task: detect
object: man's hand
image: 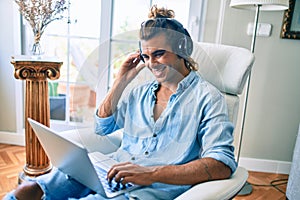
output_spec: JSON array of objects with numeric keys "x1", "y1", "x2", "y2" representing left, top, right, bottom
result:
[
  {"x1": 97, "y1": 51, "x2": 145, "y2": 118},
  {"x1": 116, "y1": 52, "x2": 145, "y2": 83},
  {"x1": 106, "y1": 158, "x2": 232, "y2": 186},
  {"x1": 107, "y1": 162, "x2": 157, "y2": 186}
]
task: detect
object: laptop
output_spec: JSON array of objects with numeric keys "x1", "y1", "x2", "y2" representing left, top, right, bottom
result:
[{"x1": 28, "y1": 118, "x2": 140, "y2": 198}]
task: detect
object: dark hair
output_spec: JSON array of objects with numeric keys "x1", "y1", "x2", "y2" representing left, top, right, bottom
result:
[{"x1": 139, "y1": 5, "x2": 197, "y2": 71}]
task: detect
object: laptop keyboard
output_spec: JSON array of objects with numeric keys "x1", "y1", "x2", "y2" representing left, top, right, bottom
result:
[{"x1": 94, "y1": 164, "x2": 135, "y2": 193}]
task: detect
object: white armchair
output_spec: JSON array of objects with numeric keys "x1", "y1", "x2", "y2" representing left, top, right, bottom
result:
[
  {"x1": 60, "y1": 42, "x2": 255, "y2": 200},
  {"x1": 175, "y1": 42, "x2": 254, "y2": 199}
]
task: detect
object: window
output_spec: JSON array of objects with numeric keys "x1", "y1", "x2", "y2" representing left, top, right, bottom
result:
[
  {"x1": 42, "y1": 0, "x2": 101, "y2": 125},
  {"x1": 22, "y1": 0, "x2": 201, "y2": 127}
]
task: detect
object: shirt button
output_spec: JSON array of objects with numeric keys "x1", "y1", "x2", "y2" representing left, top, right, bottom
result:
[
  {"x1": 144, "y1": 151, "x2": 149, "y2": 155},
  {"x1": 153, "y1": 134, "x2": 157, "y2": 137},
  {"x1": 131, "y1": 157, "x2": 135, "y2": 161}
]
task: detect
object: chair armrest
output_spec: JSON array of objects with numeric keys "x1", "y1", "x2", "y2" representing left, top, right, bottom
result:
[{"x1": 175, "y1": 167, "x2": 248, "y2": 200}]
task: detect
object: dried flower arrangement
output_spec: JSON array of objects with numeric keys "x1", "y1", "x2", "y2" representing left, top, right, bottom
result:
[{"x1": 14, "y1": 0, "x2": 68, "y2": 55}]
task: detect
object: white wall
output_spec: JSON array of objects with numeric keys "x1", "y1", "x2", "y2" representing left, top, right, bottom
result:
[
  {"x1": 205, "y1": 0, "x2": 300, "y2": 172},
  {"x1": 0, "y1": 1, "x2": 24, "y2": 145}
]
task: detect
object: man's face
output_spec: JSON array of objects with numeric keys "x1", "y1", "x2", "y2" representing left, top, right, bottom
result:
[{"x1": 140, "y1": 33, "x2": 188, "y2": 84}]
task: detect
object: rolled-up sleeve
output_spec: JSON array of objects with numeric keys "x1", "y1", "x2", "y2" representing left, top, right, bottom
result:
[
  {"x1": 94, "y1": 89, "x2": 130, "y2": 136},
  {"x1": 198, "y1": 89, "x2": 237, "y2": 174},
  {"x1": 94, "y1": 111, "x2": 120, "y2": 136}
]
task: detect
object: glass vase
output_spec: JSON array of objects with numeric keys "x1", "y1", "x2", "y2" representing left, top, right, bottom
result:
[{"x1": 30, "y1": 31, "x2": 44, "y2": 59}]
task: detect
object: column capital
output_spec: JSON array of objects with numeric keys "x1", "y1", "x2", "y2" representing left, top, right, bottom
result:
[{"x1": 11, "y1": 56, "x2": 62, "y2": 80}]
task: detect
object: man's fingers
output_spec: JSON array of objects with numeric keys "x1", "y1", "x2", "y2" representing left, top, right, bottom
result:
[{"x1": 106, "y1": 162, "x2": 132, "y2": 181}]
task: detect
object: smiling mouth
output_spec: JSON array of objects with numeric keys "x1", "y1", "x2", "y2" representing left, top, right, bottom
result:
[{"x1": 151, "y1": 65, "x2": 167, "y2": 76}]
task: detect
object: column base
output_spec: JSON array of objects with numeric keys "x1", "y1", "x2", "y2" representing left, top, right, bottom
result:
[{"x1": 18, "y1": 164, "x2": 52, "y2": 184}]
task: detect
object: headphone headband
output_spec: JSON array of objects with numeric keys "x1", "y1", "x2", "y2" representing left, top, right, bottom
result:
[
  {"x1": 141, "y1": 18, "x2": 190, "y2": 38},
  {"x1": 140, "y1": 18, "x2": 193, "y2": 58}
]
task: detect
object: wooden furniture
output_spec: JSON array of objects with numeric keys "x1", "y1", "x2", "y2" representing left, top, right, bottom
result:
[{"x1": 11, "y1": 56, "x2": 62, "y2": 182}]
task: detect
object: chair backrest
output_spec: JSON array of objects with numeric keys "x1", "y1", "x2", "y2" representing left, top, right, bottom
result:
[{"x1": 191, "y1": 42, "x2": 255, "y2": 126}]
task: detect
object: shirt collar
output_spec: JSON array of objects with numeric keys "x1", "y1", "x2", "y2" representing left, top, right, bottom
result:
[{"x1": 176, "y1": 71, "x2": 197, "y2": 92}]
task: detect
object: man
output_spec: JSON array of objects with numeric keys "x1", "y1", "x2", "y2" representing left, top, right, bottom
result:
[{"x1": 5, "y1": 5, "x2": 236, "y2": 200}]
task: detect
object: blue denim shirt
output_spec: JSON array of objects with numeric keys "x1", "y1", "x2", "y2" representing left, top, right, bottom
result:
[{"x1": 95, "y1": 71, "x2": 237, "y2": 198}]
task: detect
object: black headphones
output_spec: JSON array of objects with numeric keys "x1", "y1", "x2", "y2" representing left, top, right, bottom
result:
[
  {"x1": 139, "y1": 18, "x2": 193, "y2": 62},
  {"x1": 169, "y1": 19, "x2": 193, "y2": 57},
  {"x1": 139, "y1": 41, "x2": 145, "y2": 63}
]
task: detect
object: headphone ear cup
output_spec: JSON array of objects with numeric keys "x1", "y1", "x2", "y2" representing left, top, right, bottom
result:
[
  {"x1": 177, "y1": 36, "x2": 192, "y2": 57},
  {"x1": 186, "y1": 37, "x2": 193, "y2": 56},
  {"x1": 140, "y1": 53, "x2": 145, "y2": 63},
  {"x1": 139, "y1": 41, "x2": 145, "y2": 63},
  {"x1": 177, "y1": 37, "x2": 185, "y2": 57}
]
